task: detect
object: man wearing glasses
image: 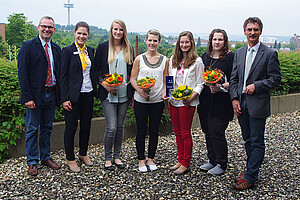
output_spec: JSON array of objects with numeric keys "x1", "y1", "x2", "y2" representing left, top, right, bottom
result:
[{"x1": 18, "y1": 16, "x2": 61, "y2": 175}]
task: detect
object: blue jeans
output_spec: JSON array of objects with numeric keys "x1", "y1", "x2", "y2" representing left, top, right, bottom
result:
[
  {"x1": 25, "y1": 91, "x2": 56, "y2": 166},
  {"x1": 101, "y1": 99, "x2": 130, "y2": 161},
  {"x1": 238, "y1": 97, "x2": 266, "y2": 183}
]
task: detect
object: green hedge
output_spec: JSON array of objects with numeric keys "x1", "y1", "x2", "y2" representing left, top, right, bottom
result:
[{"x1": 0, "y1": 51, "x2": 299, "y2": 162}]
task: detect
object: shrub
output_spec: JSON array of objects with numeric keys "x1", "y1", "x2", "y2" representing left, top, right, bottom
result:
[{"x1": 0, "y1": 59, "x2": 25, "y2": 162}]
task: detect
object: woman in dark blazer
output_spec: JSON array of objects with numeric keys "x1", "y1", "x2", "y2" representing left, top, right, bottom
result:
[
  {"x1": 60, "y1": 21, "x2": 98, "y2": 172},
  {"x1": 95, "y1": 19, "x2": 134, "y2": 171}
]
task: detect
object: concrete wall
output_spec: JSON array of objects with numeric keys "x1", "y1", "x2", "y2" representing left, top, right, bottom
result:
[{"x1": 7, "y1": 93, "x2": 300, "y2": 158}]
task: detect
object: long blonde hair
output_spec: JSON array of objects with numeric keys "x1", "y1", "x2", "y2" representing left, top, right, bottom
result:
[
  {"x1": 108, "y1": 19, "x2": 133, "y2": 64},
  {"x1": 172, "y1": 31, "x2": 198, "y2": 69}
]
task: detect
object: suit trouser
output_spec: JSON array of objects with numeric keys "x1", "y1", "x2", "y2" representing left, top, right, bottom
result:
[
  {"x1": 238, "y1": 96, "x2": 266, "y2": 183},
  {"x1": 25, "y1": 91, "x2": 56, "y2": 166},
  {"x1": 134, "y1": 100, "x2": 164, "y2": 160},
  {"x1": 170, "y1": 105, "x2": 195, "y2": 167},
  {"x1": 64, "y1": 92, "x2": 94, "y2": 161}
]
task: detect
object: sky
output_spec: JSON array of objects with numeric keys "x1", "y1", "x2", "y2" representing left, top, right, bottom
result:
[{"x1": 1, "y1": 0, "x2": 300, "y2": 37}]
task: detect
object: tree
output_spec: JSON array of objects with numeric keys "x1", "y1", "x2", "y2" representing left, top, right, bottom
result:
[
  {"x1": 274, "y1": 40, "x2": 277, "y2": 49},
  {"x1": 0, "y1": 35, "x2": 9, "y2": 58},
  {"x1": 196, "y1": 37, "x2": 201, "y2": 47},
  {"x1": 278, "y1": 42, "x2": 281, "y2": 49},
  {"x1": 6, "y1": 13, "x2": 37, "y2": 48}
]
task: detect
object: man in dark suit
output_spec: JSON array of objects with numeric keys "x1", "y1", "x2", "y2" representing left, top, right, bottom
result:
[
  {"x1": 18, "y1": 16, "x2": 61, "y2": 175},
  {"x1": 229, "y1": 17, "x2": 281, "y2": 190}
]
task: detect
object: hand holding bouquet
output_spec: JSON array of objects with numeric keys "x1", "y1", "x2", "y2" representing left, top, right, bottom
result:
[
  {"x1": 170, "y1": 85, "x2": 193, "y2": 101},
  {"x1": 101, "y1": 73, "x2": 124, "y2": 96},
  {"x1": 202, "y1": 67, "x2": 224, "y2": 86},
  {"x1": 137, "y1": 76, "x2": 155, "y2": 101}
]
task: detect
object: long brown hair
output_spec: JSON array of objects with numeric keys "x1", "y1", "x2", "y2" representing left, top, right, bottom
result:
[
  {"x1": 206, "y1": 29, "x2": 230, "y2": 60},
  {"x1": 172, "y1": 31, "x2": 198, "y2": 69}
]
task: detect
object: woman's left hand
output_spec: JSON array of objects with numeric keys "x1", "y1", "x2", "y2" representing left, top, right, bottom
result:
[{"x1": 210, "y1": 84, "x2": 221, "y2": 93}]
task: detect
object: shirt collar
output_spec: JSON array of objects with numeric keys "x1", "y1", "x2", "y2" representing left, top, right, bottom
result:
[
  {"x1": 247, "y1": 41, "x2": 260, "y2": 52},
  {"x1": 39, "y1": 35, "x2": 51, "y2": 48}
]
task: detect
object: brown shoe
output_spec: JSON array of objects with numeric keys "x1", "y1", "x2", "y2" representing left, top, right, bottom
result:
[
  {"x1": 66, "y1": 160, "x2": 80, "y2": 172},
  {"x1": 169, "y1": 163, "x2": 181, "y2": 171},
  {"x1": 174, "y1": 165, "x2": 190, "y2": 175},
  {"x1": 234, "y1": 172, "x2": 245, "y2": 183},
  {"x1": 232, "y1": 178, "x2": 254, "y2": 190},
  {"x1": 28, "y1": 164, "x2": 38, "y2": 176},
  {"x1": 78, "y1": 155, "x2": 93, "y2": 166},
  {"x1": 41, "y1": 158, "x2": 61, "y2": 170}
]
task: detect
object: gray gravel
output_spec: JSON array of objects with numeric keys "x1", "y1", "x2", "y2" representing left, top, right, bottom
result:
[{"x1": 0, "y1": 111, "x2": 299, "y2": 199}]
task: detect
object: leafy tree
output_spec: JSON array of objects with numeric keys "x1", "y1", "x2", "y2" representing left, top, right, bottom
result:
[
  {"x1": 0, "y1": 35, "x2": 9, "y2": 58},
  {"x1": 231, "y1": 42, "x2": 247, "y2": 52},
  {"x1": 6, "y1": 13, "x2": 37, "y2": 48},
  {"x1": 288, "y1": 41, "x2": 297, "y2": 51},
  {"x1": 196, "y1": 46, "x2": 207, "y2": 57},
  {"x1": 278, "y1": 42, "x2": 281, "y2": 49},
  {"x1": 197, "y1": 37, "x2": 201, "y2": 47}
]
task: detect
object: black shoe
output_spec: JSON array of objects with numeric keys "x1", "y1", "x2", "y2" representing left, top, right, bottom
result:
[
  {"x1": 114, "y1": 162, "x2": 126, "y2": 169},
  {"x1": 104, "y1": 165, "x2": 114, "y2": 171}
]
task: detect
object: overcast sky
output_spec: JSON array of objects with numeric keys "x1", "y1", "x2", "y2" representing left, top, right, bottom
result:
[{"x1": 1, "y1": 0, "x2": 299, "y2": 37}]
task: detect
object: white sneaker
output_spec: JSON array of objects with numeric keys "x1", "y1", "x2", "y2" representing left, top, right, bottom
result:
[
  {"x1": 138, "y1": 165, "x2": 147, "y2": 173},
  {"x1": 207, "y1": 164, "x2": 225, "y2": 175},
  {"x1": 200, "y1": 162, "x2": 214, "y2": 171},
  {"x1": 147, "y1": 163, "x2": 158, "y2": 171}
]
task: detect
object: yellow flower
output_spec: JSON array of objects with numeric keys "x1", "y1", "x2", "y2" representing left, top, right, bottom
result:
[
  {"x1": 178, "y1": 93, "x2": 182, "y2": 97},
  {"x1": 178, "y1": 85, "x2": 186, "y2": 91}
]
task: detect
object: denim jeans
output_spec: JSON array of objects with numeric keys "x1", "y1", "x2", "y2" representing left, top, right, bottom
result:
[
  {"x1": 238, "y1": 97, "x2": 266, "y2": 183},
  {"x1": 25, "y1": 91, "x2": 56, "y2": 166},
  {"x1": 101, "y1": 99, "x2": 130, "y2": 161}
]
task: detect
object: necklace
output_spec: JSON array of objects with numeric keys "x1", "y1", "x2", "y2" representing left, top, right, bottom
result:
[{"x1": 209, "y1": 57, "x2": 218, "y2": 68}]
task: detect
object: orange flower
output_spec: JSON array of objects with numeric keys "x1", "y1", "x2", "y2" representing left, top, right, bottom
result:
[
  {"x1": 117, "y1": 76, "x2": 123, "y2": 82},
  {"x1": 213, "y1": 74, "x2": 218, "y2": 79},
  {"x1": 107, "y1": 77, "x2": 113, "y2": 82}
]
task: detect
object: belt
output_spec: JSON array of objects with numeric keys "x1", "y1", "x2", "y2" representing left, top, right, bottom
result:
[{"x1": 44, "y1": 86, "x2": 56, "y2": 93}]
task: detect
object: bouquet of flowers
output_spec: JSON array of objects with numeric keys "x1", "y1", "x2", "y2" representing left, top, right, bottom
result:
[
  {"x1": 137, "y1": 76, "x2": 155, "y2": 101},
  {"x1": 101, "y1": 73, "x2": 124, "y2": 96},
  {"x1": 170, "y1": 85, "x2": 193, "y2": 100},
  {"x1": 202, "y1": 67, "x2": 224, "y2": 86}
]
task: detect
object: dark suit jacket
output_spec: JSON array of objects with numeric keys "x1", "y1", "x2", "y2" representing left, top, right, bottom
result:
[
  {"x1": 95, "y1": 41, "x2": 135, "y2": 100},
  {"x1": 60, "y1": 43, "x2": 98, "y2": 103},
  {"x1": 18, "y1": 35, "x2": 61, "y2": 107},
  {"x1": 229, "y1": 43, "x2": 281, "y2": 118}
]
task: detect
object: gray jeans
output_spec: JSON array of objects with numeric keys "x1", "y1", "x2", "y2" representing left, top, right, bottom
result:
[{"x1": 101, "y1": 99, "x2": 130, "y2": 161}]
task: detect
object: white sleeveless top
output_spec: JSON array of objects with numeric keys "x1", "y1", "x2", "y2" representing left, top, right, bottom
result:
[{"x1": 134, "y1": 54, "x2": 167, "y2": 103}]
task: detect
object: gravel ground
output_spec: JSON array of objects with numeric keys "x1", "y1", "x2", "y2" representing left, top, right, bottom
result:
[{"x1": 0, "y1": 111, "x2": 299, "y2": 199}]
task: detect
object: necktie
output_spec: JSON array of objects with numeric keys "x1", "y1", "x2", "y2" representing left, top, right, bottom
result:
[
  {"x1": 45, "y1": 43, "x2": 53, "y2": 87},
  {"x1": 243, "y1": 48, "x2": 254, "y2": 90},
  {"x1": 75, "y1": 40, "x2": 88, "y2": 71}
]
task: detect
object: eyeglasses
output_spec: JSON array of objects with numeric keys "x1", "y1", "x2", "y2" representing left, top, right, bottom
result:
[{"x1": 40, "y1": 25, "x2": 55, "y2": 29}]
